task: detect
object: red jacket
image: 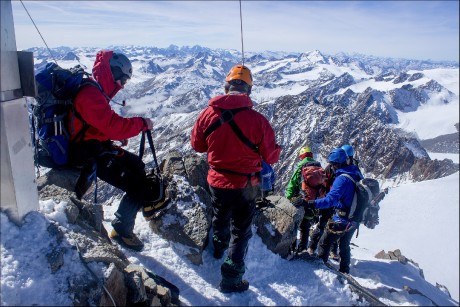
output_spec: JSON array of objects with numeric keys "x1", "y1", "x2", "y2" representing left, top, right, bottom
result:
[
  {"x1": 191, "y1": 93, "x2": 281, "y2": 189},
  {"x1": 69, "y1": 50, "x2": 147, "y2": 142}
]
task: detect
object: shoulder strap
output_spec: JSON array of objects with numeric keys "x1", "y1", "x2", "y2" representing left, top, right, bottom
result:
[
  {"x1": 338, "y1": 173, "x2": 357, "y2": 219},
  {"x1": 70, "y1": 79, "x2": 103, "y2": 142},
  {"x1": 204, "y1": 107, "x2": 258, "y2": 152},
  {"x1": 340, "y1": 173, "x2": 356, "y2": 184}
]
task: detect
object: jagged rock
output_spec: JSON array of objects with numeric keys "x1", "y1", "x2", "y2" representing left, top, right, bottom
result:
[
  {"x1": 183, "y1": 153, "x2": 209, "y2": 189},
  {"x1": 149, "y1": 176, "x2": 212, "y2": 265},
  {"x1": 46, "y1": 247, "x2": 65, "y2": 273},
  {"x1": 124, "y1": 264, "x2": 180, "y2": 306},
  {"x1": 69, "y1": 274, "x2": 100, "y2": 306},
  {"x1": 156, "y1": 285, "x2": 172, "y2": 306},
  {"x1": 375, "y1": 250, "x2": 390, "y2": 260},
  {"x1": 71, "y1": 231, "x2": 129, "y2": 271},
  {"x1": 161, "y1": 150, "x2": 188, "y2": 178},
  {"x1": 374, "y1": 249, "x2": 421, "y2": 270},
  {"x1": 403, "y1": 285, "x2": 440, "y2": 306},
  {"x1": 37, "y1": 167, "x2": 181, "y2": 307},
  {"x1": 410, "y1": 157, "x2": 459, "y2": 181},
  {"x1": 149, "y1": 153, "x2": 212, "y2": 265},
  {"x1": 64, "y1": 201, "x2": 80, "y2": 224},
  {"x1": 100, "y1": 263, "x2": 127, "y2": 306},
  {"x1": 126, "y1": 270, "x2": 148, "y2": 304},
  {"x1": 253, "y1": 195, "x2": 304, "y2": 258},
  {"x1": 161, "y1": 150, "x2": 209, "y2": 190},
  {"x1": 36, "y1": 168, "x2": 80, "y2": 193},
  {"x1": 436, "y1": 282, "x2": 451, "y2": 298}
]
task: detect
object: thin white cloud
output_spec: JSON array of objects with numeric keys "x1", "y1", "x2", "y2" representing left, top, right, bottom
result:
[{"x1": 11, "y1": 0, "x2": 459, "y2": 61}]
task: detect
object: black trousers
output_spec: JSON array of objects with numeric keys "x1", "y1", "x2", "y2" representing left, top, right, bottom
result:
[
  {"x1": 317, "y1": 223, "x2": 356, "y2": 273},
  {"x1": 309, "y1": 208, "x2": 338, "y2": 254},
  {"x1": 70, "y1": 140, "x2": 147, "y2": 236},
  {"x1": 209, "y1": 184, "x2": 258, "y2": 264}
]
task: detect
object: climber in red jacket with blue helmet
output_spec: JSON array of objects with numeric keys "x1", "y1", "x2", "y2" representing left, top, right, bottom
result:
[{"x1": 191, "y1": 64, "x2": 281, "y2": 293}]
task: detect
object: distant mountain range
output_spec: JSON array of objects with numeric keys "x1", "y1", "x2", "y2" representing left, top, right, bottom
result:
[{"x1": 27, "y1": 45, "x2": 459, "y2": 189}]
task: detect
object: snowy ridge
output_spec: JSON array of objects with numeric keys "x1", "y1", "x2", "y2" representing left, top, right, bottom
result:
[{"x1": 1, "y1": 171, "x2": 458, "y2": 305}]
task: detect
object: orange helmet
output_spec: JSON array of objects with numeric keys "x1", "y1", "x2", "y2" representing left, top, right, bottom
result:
[{"x1": 225, "y1": 65, "x2": 253, "y2": 86}]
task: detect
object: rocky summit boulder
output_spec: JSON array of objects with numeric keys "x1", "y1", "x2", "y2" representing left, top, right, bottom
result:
[
  {"x1": 253, "y1": 195, "x2": 304, "y2": 259},
  {"x1": 149, "y1": 151, "x2": 212, "y2": 265}
]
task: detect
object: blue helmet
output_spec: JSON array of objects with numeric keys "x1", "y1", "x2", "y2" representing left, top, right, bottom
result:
[
  {"x1": 328, "y1": 148, "x2": 348, "y2": 164},
  {"x1": 341, "y1": 144, "x2": 354, "y2": 157}
]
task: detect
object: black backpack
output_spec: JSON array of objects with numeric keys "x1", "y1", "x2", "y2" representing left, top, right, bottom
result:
[
  {"x1": 31, "y1": 62, "x2": 101, "y2": 168},
  {"x1": 340, "y1": 174, "x2": 383, "y2": 229}
]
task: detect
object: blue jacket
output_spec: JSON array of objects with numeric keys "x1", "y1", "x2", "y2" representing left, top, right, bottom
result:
[
  {"x1": 313, "y1": 164, "x2": 362, "y2": 224},
  {"x1": 260, "y1": 161, "x2": 276, "y2": 192}
]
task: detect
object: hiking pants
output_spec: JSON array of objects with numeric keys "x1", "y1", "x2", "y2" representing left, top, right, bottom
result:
[
  {"x1": 70, "y1": 140, "x2": 148, "y2": 236},
  {"x1": 308, "y1": 208, "x2": 338, "y2": 254},
  {"x1": 317, "y1": 223, "x2": 356, "y2": 273},
  {"x1": 96, "y1": 149, "x2": 148, "y2": 236},
  {"x1": 209, "y1": 185, "x2": 258, "y2": 264}
]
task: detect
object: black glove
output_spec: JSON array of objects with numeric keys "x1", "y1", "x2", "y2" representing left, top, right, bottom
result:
[{"x1": 292, "y1": 197, "x2": 306, "y2": 208}]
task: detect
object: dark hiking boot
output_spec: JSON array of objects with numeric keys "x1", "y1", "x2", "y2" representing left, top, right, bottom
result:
[
  {"x1": 110, "y1": 229, "x2": 144, "y2": 252},
  {"x1": 330, "y1": 251, "x2": 340, "y2": 261},
  {"x1": 220, "y1": 257, "x2": 246, "y2": 292},
  {"x1": 339, "y1": 267, "x2": 350, "y2": 274},
  {"x1": 142, "y1": 197, "x2": 170, "y2": 221},
  {"x1": 219, "y1": 280, "x2": 249, "y2": 293},
  {"x1": 306, "y1": 247, "x2": 316, "y2": 257},
  {"x1": 296, "y1": 243, "x2": 307, "y2": 254}
]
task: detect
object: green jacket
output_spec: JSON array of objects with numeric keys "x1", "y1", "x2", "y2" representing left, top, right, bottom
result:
[{"x1": 284, "y1": 157, "x2": 318, "y2": 200}]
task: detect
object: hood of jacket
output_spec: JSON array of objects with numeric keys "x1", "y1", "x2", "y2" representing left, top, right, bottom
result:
[
  {"x1": 208, "y1": 93, "x2": 254, "y2": 109},
  {"x1": 92, "y1": 50, "x2": 122, "y2": 99}
]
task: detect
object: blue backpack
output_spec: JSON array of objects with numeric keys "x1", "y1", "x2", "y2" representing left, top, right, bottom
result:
[{"x1": 31, "y1": 62, "x2": 101, "y2": 168}]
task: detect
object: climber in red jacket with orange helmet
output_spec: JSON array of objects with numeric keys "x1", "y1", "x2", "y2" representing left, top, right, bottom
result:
[{"x1": 191, "y1": 64, "x2": 281, "y2": 293}]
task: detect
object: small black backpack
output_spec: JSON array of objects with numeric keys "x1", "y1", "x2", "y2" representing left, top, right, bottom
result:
[{"x1": 340, "y1": 174, "x2": 383, "y2": 229}]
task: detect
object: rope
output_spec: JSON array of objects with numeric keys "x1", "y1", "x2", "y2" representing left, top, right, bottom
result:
[
  {"x1": 239, "y1": 0, "x2": 245, "y2": 66},
  {"x1": 20, "y1": 0, "x2": 126, "y2": 108},
  {"x1": 19, "y1": 0, "x2": 57, "y2": 64},
  {"x1": 70, "y1": 233, "x2": 117, "y2": 306}
]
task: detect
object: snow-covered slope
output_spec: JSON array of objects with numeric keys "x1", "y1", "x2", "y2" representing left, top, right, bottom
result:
[{"x1": 1, "y1": 165, "x2": 458, "y2": 305}]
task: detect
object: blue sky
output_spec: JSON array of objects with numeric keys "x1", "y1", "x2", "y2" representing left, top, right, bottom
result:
[{"x1": 11, "y1": 1, "x2": 459, "y2": 61}]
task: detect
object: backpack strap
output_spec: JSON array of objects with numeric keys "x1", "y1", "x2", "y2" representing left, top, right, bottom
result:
[
  {"x1": 204, "y1": 107, "x2": 259, "y2": 152},
  {"x1": 342, "y1": 174, "x2": 373, "y2": 203},
  {"x1": 337, "y1": 173, "x2": 358, "y2": 220},
  {"x1": 70, "y1": 79, "x2": 103, "y2": 143},
  {"x1": 340, "y1": 173, "x2": 356, "y2": 184}
]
